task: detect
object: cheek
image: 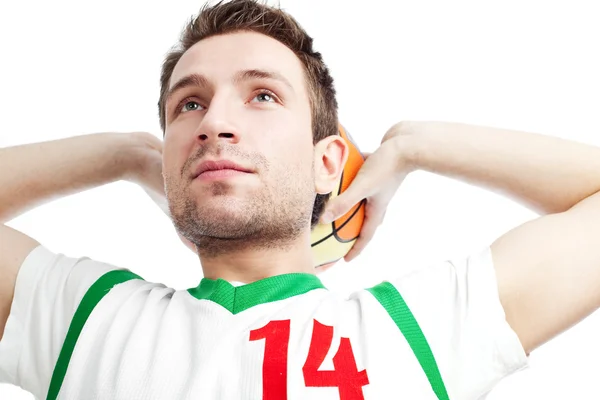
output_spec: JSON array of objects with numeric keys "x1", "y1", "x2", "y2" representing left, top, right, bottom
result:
[
  {"x1": 267, "y1": 143, "x2": 315, "y2": 187},
  {"x1": 268, "y1": 130, "x2": 310, "y2": 158},
  {"x1": 272, "y1": 130, "x2": 314, "y2": 173}
]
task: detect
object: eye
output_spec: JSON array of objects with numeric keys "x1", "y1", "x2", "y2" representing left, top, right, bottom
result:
[
  {"x1": 250, "y1": 90, "x2": 278, "y2": 104},
  {"x1": 180, "y1": 99, "x2": 203, "y2": 113}
]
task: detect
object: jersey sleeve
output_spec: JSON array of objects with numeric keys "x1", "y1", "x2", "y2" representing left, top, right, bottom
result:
[
  {"x1": 0, "y1": 245, "x2": 143, "y2": 399},
  {"x1": 374, "y1": 247, "x2": 529, "y2": 400}
]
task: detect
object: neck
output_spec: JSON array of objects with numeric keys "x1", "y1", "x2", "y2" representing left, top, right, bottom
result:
[{"x1": 197, "y1": 232, "x2": 316, "y2": 283}]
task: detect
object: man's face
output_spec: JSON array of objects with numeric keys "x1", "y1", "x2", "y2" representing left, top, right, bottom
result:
[{"x1": 162, "y1": 31, "x2": 316, "y2": 250}]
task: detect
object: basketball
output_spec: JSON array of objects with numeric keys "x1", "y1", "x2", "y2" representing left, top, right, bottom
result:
[{"x1": 311, "y1": 124, "x2": 366, "y2": 272}]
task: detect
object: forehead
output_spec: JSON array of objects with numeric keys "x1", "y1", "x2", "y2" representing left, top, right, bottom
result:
[{"x1": 170, "y1": 31, "x2": 307, "y2": 92}]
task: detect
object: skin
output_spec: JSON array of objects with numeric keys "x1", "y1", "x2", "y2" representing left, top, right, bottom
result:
[
  {"x1": 3, "y1": 27, "x2": 600, "y2": 367},
  {"x1": 157, "y1": 32, "x2": 600, "y2": 356},
  {"x1": 161, "y1": 31, "x2": 348, "y2": 283},
  {"x1": 324, "y1": 121, "x2": 600, "y2": 354}
]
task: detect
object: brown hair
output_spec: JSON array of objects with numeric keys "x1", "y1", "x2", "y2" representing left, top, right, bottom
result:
[{"x1": 157, "y1": 0, "x2": 338, "y2": 227}]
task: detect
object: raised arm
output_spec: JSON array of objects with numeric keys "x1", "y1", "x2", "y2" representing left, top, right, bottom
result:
[
  {"x1": 399, "y1": 122, "x2": 600, "y2": 353},
  {"x1": 401, "y1": 122, "x2": 600, "y2": 215},
  {"x1": 0, "y1": 132, "x2": 163, "y2": 223},
  {"x1": 0, "y1": 131, "x2": 162, "y2": 338},
  {"x1": 323, "y1": 121, "x2": 600, "y2": 354}
]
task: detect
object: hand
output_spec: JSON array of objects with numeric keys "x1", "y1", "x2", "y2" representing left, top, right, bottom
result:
[
  {"x1": 123, "y1": 132, "x2": 198, "y2": 255},
  {"x1": 320, "y1": 122, "x2": 416, "y2": 261}
]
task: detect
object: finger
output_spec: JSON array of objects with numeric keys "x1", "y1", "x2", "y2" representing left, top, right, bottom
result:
[
  {"x1": 344, "y1": 204, "x2": 385, "y2": 262},
  {"x1": 321, "y1": 164, "x2": 381, "y2": 224},
  {"x1": 135, "y1": 131, "x2": 164, "y2": 153},
  {"x1": 343, "y1": 210, "x2": 382, "y2": 262}
]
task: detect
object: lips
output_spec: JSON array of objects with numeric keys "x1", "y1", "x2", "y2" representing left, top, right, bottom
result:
[{"x1": 192, "y1": 160, "x2": 252, "y2": 179}]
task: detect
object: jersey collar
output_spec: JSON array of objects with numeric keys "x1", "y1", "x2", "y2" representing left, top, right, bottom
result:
[{"x1": 187, "y1": 273, "x2": 327, "y2": 314}]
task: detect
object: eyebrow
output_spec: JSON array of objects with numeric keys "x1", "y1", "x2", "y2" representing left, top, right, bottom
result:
[
  {"x1": 165, "y1": 68, "x2": 294, "y2": 106},
  {"x1": 232, "y1": 69, "x2": 294, "y2": 92},
  {"x1": 165, "y1": 73, "x2": 210, "y2": 106}
]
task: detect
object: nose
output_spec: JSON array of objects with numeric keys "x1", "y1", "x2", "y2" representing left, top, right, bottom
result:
[{"x1": 194, "y1": 97, "x2": 241, "y2": 145}]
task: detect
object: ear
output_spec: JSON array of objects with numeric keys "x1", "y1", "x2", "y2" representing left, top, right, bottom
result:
[{"x1": 313, "y1": 135, "x2": 349, "y2": 195}]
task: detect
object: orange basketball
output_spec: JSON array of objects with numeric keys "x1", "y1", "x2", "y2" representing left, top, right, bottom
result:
[{"x1": 311, "y1": 124, "x2": 366, "y2": 272}]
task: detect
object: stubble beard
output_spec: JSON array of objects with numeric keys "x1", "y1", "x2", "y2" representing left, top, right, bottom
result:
[{"x1": 168, "y1": 177, "x2": 314, "y2": 258}]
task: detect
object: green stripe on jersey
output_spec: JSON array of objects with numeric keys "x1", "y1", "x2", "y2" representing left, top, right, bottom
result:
[
  {"x1": 367, "y1": 282, "x2": 450, "y2": 400},
  {"x1": 187, "y1": 273, "x2": 326, "y2": 314},
  {"x1": 46, "y1": 270, "x2": 144, "y2": 400}
]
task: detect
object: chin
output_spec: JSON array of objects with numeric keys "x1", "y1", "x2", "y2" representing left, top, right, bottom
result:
[
  {"x1": 196, "y1": 202, "x2": 257, "y2": 234},
  {"x1": 197, "y1": 195, "x2": 246, "y2": 215},
  {"x1": 199, "y1": 206, "x2": 245, "y2": 223}
]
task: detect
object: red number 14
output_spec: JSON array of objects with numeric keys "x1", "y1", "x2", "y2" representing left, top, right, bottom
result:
[{"x1": 249, "y1": 319, "x2": 369, "y2": 399}]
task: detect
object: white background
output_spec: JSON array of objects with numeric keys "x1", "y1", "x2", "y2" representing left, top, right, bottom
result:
[{"x1": 1, "y1": 0, "x2": 599, "y2": 398}]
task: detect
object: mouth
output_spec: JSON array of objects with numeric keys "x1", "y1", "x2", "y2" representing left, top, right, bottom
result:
[{"x1": 192, "y1": 159, "x2": 253, "y2": 181}]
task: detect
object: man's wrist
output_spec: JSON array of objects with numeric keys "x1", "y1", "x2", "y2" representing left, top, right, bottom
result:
[
  {"x1": 116, "y1": 132, "x2": 158, "y2": 185},
  {"x1": 387, "y1": 121, "x2": 431, "y2": 174}
]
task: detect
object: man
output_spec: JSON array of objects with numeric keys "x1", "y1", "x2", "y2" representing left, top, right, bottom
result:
[{"x1": 1, "y1": 0, "x2": 600, "y2": 399}]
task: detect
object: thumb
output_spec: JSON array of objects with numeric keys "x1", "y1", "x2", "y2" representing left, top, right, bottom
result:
[{"x1": 320, "y1": 169, "x2": 374, "y2": 224}]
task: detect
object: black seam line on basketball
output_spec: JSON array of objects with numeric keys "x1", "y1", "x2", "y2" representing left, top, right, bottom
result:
[
  {"x1": 311, "y1": 199, "x2": 366, "y2": 247},
  {"x1": 332, "y1": 198, "x2": 366, "y2": 243},
  {"x1": 310, "y1": 168, "x2": 347, "y2": 248},
  {"x1": 332, "y1": 146, "x2": 367, "y2": 242},
  {"x1": 337, "y1": 169, "x2": 345, "y2": 197},
  {"x1": 311, "y1": 199, "x2": 365, "y2": 247},
  {"x1": 311, "y1": 147, "x2": 366, "y2": 248}
]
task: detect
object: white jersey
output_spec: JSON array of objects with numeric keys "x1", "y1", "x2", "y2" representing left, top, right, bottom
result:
[{"x1": 0, "y1": 245, "x2": 527, "y2": 400}]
